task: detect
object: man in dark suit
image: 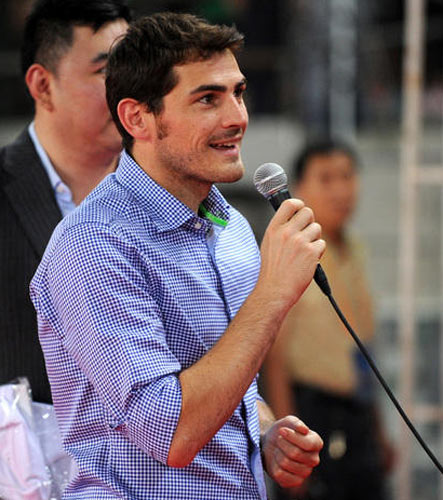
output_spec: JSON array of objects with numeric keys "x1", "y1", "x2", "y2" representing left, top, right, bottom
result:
[{"x1": 0, "y1": 0, "x2": 131, "y2": 403}]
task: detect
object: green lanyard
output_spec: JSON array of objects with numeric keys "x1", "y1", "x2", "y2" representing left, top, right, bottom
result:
[{"x1": 198, "y1": 203, "x2": 228, "y2": 228}]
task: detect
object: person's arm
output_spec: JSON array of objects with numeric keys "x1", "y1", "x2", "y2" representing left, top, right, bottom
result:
[
  {"x1": 257, "y1": 399, "x2": 323, "y2": 489},
  {"x1": 38, "y1": 222, "x2": 185, "y2": 465},
  {"x1": 167, "y1": 199, "x2": 325, "y2": 467}
]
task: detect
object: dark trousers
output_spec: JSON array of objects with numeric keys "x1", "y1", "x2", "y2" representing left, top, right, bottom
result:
[{"x1": 275, "y1": 384, "x2": 387, "y2": 500}]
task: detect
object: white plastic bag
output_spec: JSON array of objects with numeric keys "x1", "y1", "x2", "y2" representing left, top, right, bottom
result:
[{"x1": 0, "y1": 379, "x2": 76, "y2": 500}]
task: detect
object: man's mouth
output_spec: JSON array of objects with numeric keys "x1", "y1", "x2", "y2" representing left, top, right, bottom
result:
[
  {"x1": 210, "y1": 142, "x2": 237, "y2": 150},
  {"x1": 209, "y1": 134, "x2": 243, "y2": 151}
]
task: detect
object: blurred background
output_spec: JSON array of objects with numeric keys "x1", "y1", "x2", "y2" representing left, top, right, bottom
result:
[{"x1": 0, "y1": 0, "x2": 442, "y2": 498}]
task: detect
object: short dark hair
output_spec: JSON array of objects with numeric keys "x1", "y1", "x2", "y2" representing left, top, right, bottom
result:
[
  {"x1": 292, "y1": 138, "x2": 358, "y2": 183},
  {"x1": 21, "y1": 0, "x2": 132, "y2": 76},
  {"x1": 106, "y1": 12, "x2": 244, "y2": 151}
]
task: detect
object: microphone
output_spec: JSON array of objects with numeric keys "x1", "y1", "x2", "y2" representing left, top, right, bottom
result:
[{"x1": 253, "y1": 162, "x2": 331, "y2": 296}]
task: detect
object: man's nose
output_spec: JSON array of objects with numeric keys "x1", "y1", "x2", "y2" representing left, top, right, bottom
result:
[{"x1": 221, "y1": 96, "x2": 248, "y2": 130}]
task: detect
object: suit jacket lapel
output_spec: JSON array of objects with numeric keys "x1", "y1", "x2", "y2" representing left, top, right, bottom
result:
[{"x1": 2, "y1": 129, "x2": 62, "y2": 258}]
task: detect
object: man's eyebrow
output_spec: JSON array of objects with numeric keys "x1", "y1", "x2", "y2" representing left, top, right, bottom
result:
[
  {"x1": 190, "y1": 78, "x2": 247, "y2": 95},
  {"x1": 91, "y1": 52, "x2": 108, "y2": 65},
  {"x1": 190, "y1": 84, "x2": 226, "y2": 95}
]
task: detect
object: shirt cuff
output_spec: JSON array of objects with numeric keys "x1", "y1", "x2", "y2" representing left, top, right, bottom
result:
[{"x1": 125, "y1": 374, "x2": 182, "y2": 464}]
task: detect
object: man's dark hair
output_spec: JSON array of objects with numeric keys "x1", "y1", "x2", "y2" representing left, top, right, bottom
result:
[
  {"x1": 21, "y1": 0, "x2": 132, "y2": 76},
  {"x1": 292, "y1": 138, "x2": 359, "y2": 183},
  {"x1": 106, "y1": 12, "x2": 244, "y2": 151}
]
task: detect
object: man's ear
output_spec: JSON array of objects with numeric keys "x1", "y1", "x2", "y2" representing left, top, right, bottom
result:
[
  {"x1": 25, "y1": 63, "x2": 54, "y2": 111},
  {"x1": 117, "y1": 98, "x2": 153, "y2": 143}
]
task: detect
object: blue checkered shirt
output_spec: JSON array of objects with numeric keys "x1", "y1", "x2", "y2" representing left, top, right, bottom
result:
[{"x1": 30, "y1": 150, "x2": 268, "y2": 499}]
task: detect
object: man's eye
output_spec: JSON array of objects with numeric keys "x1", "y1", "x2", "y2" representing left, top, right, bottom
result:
[
  {"x1": 95, "y1": 66, "x2": 107, "y2": 75},
  {"x1": 200, "y1": 94, "x2": 215, "y2": 105},
  {"x1": 234, "y1": 87, "x2": 246, "y2": 99}
]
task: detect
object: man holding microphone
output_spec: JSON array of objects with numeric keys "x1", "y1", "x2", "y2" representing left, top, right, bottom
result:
[{"x1": 31, "y1": 12, "x2": 325, "y2": 499}]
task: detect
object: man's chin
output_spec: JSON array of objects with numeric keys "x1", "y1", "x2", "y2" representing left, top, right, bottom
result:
[{"x1": 219, "y1": 162, "x2": 245, "y2": 184}]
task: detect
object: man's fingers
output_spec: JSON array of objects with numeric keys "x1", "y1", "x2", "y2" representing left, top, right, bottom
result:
[
  {"x1": 262, "y1": 417, "x2": 323, "y2": 491},
  {"x1": 303, "y1": 221, "x2": 322, "y2": 242},
  {"x1": 313, "y1": 238, "x2": 326, "y2": 259},
  {"x1": 279, "y1": 415, "x2": 309, "y2": 435},
  {"x1": 271, "y1": 468, "x2": 306, "y2": 489},
  {"x1": 270, "y1": 447, "x2": 314, "y2": 488},
  {"x1": 275, "y1": 450, "x2": 314, "y2": 479},
  {"x1": 277, "y1": 437, "x2": 320, "y2": 467},
  {"x1": 278, "y1": 427, "x2": 324, "y2": 454},
  {"x1": 268, "y1": 198, "x2": 305, "y2": 226}
]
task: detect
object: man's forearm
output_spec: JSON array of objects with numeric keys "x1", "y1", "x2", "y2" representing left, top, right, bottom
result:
[
  {"x1": 168, "y1": 198, "x2": 324, "y2": 468},
  {"x1": 168, "y1": 288, "x2": 287, "y2": 467}
]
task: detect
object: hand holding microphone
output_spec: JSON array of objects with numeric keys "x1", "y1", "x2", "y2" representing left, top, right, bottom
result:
[
  {"x1": 254, "y1": 162, "x2": 331, "y2": 296},
  {"x1": 252, "y1": 163, "x2": 326, "y2": 311}
]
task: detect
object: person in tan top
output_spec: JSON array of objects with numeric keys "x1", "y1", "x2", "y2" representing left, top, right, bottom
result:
[{"x1": 265, "y1": 139, "x2": 394, "y2": 500}]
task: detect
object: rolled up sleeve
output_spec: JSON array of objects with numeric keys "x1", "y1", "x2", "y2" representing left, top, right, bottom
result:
[
  {"x1": 125, "y1": 375, "x2": 182, "y2": 463},
  {"x1": 45, "y1": 222, "x2": 182, "y2": 463}
]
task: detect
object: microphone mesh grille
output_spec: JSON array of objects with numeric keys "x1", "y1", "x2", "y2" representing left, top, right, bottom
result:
[{"x1": 253, "y1": 163, "x2": 288, "y2": 198}]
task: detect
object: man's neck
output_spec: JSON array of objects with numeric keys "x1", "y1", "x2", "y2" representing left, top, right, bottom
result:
[
  {"x1": 34, "y1": 119, "x2": 120, "y2": 205},
  {"x1": 55, "y1": 156, "x2": 119, "y2": 205},
  {"x1": 132, "y1": 146, "x2": 211, "y2": 214}
]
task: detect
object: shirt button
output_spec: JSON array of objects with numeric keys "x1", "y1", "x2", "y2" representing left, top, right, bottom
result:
[{"x1": 194, "y1": 221, "x2": 202, "y2": 230}]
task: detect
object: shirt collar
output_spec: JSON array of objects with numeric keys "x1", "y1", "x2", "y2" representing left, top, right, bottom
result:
[
  {"x1": 28, "y1": 122, "x2": 73, "y2": 201},
  {"x1": 115, "y1": 150, "x2": 230, "y2": 233}
]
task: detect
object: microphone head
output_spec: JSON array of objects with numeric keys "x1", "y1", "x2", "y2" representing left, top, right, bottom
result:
[{"x1": 253, "y1": 162, "x2": 288, "y2": 199}]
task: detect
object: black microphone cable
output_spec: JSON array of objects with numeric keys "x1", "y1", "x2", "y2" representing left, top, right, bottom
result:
[
  {"x1": 254, "y1": 162, "x2": 443, "y2": 475},
  {"x1": 315, "y1": 266, "x2": 443, "y2": 475}
]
